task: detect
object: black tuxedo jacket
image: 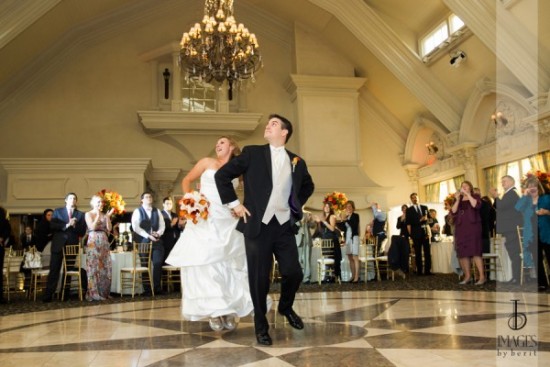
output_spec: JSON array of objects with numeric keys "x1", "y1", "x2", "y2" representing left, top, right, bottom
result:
[
  {"x1": 215, "y1": 144, "x2": 314, "y2": 238},
  {"x1": 495, "y1": 187, "x2": 521, "y2": 233},
  {"x1": 20, "y1": 233, "x2": 36, "y2": 250},
  {"x1": 161, "y1": 210, "x2": 180, "y2": 242},
  {"x1": 405, "y1": 204, "x2": 428, "y2": 239},
  {"x1": 49, "y1": 207, "x2": 87, "y2": 254}
]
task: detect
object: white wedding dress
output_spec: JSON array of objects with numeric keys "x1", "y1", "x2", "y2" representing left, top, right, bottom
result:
[{"x1": 166, "y1": 169, "x2": 254, "y2": 321}]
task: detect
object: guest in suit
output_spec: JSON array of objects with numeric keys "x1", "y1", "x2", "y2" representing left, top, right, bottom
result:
[
  {"x1": 131, "y1": 192, "x2": 166, "y2": 295},
  {"x1": 475, "y1": 188, "x2": 495, "y2": 254},
  {"x1": 493, "y1": 175, "x2": 522, "y2": 283},
  {"x1": 20, "y1": 226, "x2": 36, "y2": 250},
  {"x1": 406, "y1": 193, "x2": 432, "y2": 275},
  {"x1": 215, "y1": 114, "x2": 314, "y2": 346},
  {"x1": 452, "y1": 181, "x2": 485, "y2": 285},
  {"x1": 0, "y1": 206, "x2": 12, "y2": 304},
  {"x1": 43, "y1": 193, "x2": 87, "y2": 303},
  {"x1": 35, "y1": 209, "x2": 53, "y2": 252},
  {"x1": 160, "y1": 197, "x2": 182, "y2": 262},
  {"x1": 427, "y1": 209, "x2": 440, "y2": 242}
]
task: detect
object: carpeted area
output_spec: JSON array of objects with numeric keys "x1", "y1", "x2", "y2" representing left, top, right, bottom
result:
[{"x1": 1, "y1": 273, "x2": 541, "y2": 317}]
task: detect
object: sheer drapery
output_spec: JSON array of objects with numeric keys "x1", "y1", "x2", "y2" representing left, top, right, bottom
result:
[
  {"x1": 453, "y1": 175, "x2": 465, "y2": 191},
  {"x1": 425, "y1": 182, "x2": 440, "y2": 203}
]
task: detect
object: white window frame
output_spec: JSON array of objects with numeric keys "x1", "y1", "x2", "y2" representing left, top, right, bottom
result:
[{"x1": 420, "y1": 13, "x2": 465, "y2": 58}]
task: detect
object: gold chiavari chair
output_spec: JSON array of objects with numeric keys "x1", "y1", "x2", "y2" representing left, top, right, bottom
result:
[
  {"x1": 62, "y1": 244, "x2": 83, "y2": 301},
  {"x1": 120, "y1": 242, "x2": 153, "y2": 298}
]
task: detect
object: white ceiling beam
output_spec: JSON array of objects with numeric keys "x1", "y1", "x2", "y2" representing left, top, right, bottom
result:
[
  {"x1": 309, "y1": 0, "x2": 463, "y2": 132},
  {"x1": 444, "y1": 0, "x2": 549, "y2": 96}
]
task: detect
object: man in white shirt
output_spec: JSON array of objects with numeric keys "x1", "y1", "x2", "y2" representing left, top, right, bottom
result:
[{"x1": 131, "y1": 191, "x2": 165, "y2": 295}]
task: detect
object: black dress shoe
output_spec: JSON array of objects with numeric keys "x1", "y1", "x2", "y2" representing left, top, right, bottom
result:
[
  {"x1": 42, "y1": 296, "x2": 52, "y2": 303},
  {"x1": 256, "y1": 332, "x2": 272, "y2": 346},
  {"x1": 280, "y1": 309, "x2": 304, "y2": 330},
  {"x1": 424, "y1": 272, "x2": 433, "y2": 276}
]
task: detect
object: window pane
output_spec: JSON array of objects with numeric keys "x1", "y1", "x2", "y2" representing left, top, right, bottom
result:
[
  {"x1": 422, "y1": 22, "x2": 448, "y2": 55},
  {"x1": 449, "y1": 14, "x2": 464, "y2": 33},
  {"x1": 507, "y1": 162, "x2": 520, "y2": 186},
  {"x1": 521, "y1": 158, "x2": 532, "y2": 176}
]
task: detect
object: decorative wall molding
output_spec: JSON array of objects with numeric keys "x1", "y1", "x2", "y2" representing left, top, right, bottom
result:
[{"x1": 0, "y1": 158, "x2": 152, "y2": 213}]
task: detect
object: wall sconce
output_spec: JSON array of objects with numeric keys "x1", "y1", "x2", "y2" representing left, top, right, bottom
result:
[
  {"x1": 492, "y1": 111, "x2": 508, "y2": 127},
  {"x1": 162, "y1": 68, "x2": 171, "y2": 99},
  {"x1": 426, "y1": 141, "x2": 439, "y2": 155},
  {"x1": 449, "y1": 50, "x2": 466, "y2": 68}
]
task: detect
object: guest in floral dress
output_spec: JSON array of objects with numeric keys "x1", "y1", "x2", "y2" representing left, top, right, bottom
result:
[{"x1": 85, "y1": 195, "x2": 114, "y2": 301}]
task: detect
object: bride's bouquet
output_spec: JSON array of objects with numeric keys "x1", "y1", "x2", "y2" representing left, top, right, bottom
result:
[
  {"x1": 179, "y1": 191, "x2": 210, "y2": 224},
  {"x1": 97, "y1": 189, "x2": 126, "y2": 216}
]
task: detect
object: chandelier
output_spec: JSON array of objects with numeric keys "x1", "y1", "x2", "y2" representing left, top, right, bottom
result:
[{"x1": 179, "y1": 0, "x2": 262, "y2": 85}]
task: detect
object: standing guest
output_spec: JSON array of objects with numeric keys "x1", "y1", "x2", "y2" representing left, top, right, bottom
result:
[
  {"x1": 20, "y1": 225, "x2": 36, "y2": 250},
  {"x1": 85, "y1": 195, "x2": 114, "y2": 301},
  {"x1": 35, "y1": 209, "x2": 53, "y2": 252},
  {"x1": 396, "y1": 204, "x2": 409, "y2": 238},
  {"x1": 341, "y1": 201, "x2": 360, "y2": 283},
  {"x1": 314, "y1": 202, "x2": 342, "y2": 283},
  {"x1": 43, "y1": 193, "x2": 87, "y2": 303},
  {"x1": 295, "y1": 210, "x2": 316, "y2": 283},
  {"x1": 475, "y1": 188, "x2": 495, "y2": 253},
  {"x1": 514, "y1": 176, "x2": 541, "y2": 281},
  {"x1": 492, "y1": 175, "x2": 522, "y2": 283},
  {"x1": 442, "y1": 198, "x2": 455, "y2": 236},
  {"x1": 406, "y1": 193, "x2": 432, "y2": 275},
  {"x1": 131, "y1": 192, "x2": 165, "y2": 295},
  {"x1": 452, "y1": 181, "x2": 485, "y2": 285},
  {"x1": 215, "y1": 114, "x2": 314, "y2": 346},
  {"x1": 160, "y1": 197, "x2": 181, "y2": 262},
  {"x1": 427, "y1": 209, "x2": 440, "y2": 242},
  {"x1": 0, "y1": 206, "x2": 12, "y2": 304},
  {"x1": 371, "y1": 203, "x2": 387, "y2": 253},
  {"x1": 534, "y1": 178, "x2": 550, "y2": 291}
]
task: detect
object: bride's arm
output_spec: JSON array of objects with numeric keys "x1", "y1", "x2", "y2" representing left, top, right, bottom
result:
[{"x1": 181, "y1": 158, "x2": 210, "y2": 193}]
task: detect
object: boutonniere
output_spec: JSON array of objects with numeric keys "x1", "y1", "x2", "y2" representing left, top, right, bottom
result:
[{"x1": 292, "y1": 157, "x2": 300, "y2": 173}]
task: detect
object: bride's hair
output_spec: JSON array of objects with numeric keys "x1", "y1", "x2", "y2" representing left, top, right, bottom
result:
[{"x1": 220, "y1": 135, "x2": 241, "y2": 159}]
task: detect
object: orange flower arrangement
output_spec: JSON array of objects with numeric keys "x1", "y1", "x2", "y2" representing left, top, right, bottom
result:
[
  {"x1": 179, "y1": 191, "x2": 210, "y2": 224},
  {"x1": 97, "y1": 189, "x2": 126, "y2": 216},
  {"x1": 522, "y1": 170, "x2": 549, "y2": 192},
  {"x1": 443, "y1": 193, "x2": 456, "y2": 207},
  {"x1": 323, "y1": 191, "x2": 348, "y2": 212}
]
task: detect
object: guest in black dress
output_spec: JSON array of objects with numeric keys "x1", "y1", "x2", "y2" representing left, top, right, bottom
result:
[
  {"x1": 314, "y1": 203, "x2": 342, "y2": 283},
  {"x1": 0, "y1": 206, "x2": 12, "y2": 303}
]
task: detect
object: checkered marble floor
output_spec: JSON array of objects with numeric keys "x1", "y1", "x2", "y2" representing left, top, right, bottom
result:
[{"x1": 0, "y1": 290, "x2": 548, "y2": 366}]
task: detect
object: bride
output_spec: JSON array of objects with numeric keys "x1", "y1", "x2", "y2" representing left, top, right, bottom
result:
[{"x1": 166, "y1": 136, "x2": 255, "y2": 331}]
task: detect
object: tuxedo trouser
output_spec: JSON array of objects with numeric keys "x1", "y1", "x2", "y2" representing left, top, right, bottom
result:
[
  {"x1": 245, "y1": 217, "x2": 303, "y2": 334},
  {"x1": 45, "y1": 250, "x2": 63, "y2": 298},
  {"x1": 412, "y1": 235, "x2": 431, "y2": 274},
  {"x1": 503, "y1": 230, "x2": 521, "y2": 281}
]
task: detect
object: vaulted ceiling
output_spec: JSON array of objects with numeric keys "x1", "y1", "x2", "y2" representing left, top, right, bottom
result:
[{"x1": 0, "y1": 0, "x2": 547, "y2": 137}]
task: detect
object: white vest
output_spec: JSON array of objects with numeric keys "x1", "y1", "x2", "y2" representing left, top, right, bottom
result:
[{"x1": 262, "y1": 153, "x2": 292, "y2": 224}]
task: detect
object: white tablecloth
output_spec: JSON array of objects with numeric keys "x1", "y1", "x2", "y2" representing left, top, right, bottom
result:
[
  {"x1": 309, "y1": 245, "x2": 376, "y2": 283},
  {"x1": 81, "y1": 251, "x2": 138, "y2": 294},
  {"x1": 430, "y1": 238, "x2": 455, "y2": 274}
]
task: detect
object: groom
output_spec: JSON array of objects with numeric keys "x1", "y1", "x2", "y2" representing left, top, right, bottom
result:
[{"x1": 215, "y1": 114, "x2": 314, "y2": 346}]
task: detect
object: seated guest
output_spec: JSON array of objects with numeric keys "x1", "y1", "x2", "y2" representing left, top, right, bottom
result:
[
  {"x1": 442, "y1": 198, "x2": 454, "y2": 236},
  {"x1": 427, "y1": 209, "x2": 440, "y2": 242},
  {"x1": 20, "y1": 226, "x2": 36, "y2": 250},
  {"x1": 371, "y1": 202, "x2": 387, "y2": 253},
  {"x1": 35, "y1": 209, "x2": 53, "y2": 252}
]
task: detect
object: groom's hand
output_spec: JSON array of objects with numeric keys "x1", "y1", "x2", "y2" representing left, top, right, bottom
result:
[{"x1": 232, "y1": 204, "x2": 251, "y2": 223}]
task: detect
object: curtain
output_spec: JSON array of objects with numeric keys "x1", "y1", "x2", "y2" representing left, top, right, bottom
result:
[
  {"x1": 452, "y1": 175, "x2": 465, "y2": 193},
  {"x1": 484, "y1": 165, "x2": 499, "y2": 193},
  {"x1": 528, "y1": 153, "x2": 545, "y2": 172},
  {"x1": 424, "y1": 182, "x2": 440, "y2": 203}
]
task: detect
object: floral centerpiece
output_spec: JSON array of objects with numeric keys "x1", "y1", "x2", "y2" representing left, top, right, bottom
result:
[
  {"x1": 443, "y1": 193, "x2": 456, "y2": 207},
  {"x1": 323, "y1": 191, "x2": 348, "y2": 212},
  {"x1": 97, "y1": 189, "x2": 126, "y2": 216},
  {"x1": 522, "y1": 170, "x2": 549, "y2": 190},
  {"x1": 179, "y1": 191, "x2": 210, "y2": 224}
]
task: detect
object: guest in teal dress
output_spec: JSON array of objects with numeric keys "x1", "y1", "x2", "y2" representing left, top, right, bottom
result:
[
  {"x1": 514, "y1": 176, "x2": 540, "y2": 272},
  {"x1": 85, "y1": 195, "x2": 114, "y2": 301}
]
